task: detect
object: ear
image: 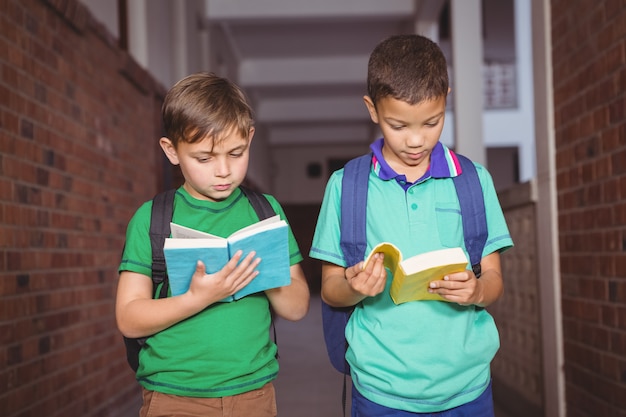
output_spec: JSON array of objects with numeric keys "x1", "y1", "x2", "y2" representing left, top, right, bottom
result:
[
  {"x1": 159, "y1": 137, "x2": 180, "y2": 165},
  {"x1": 247, "y1": 127, "x2": 255, "y2": 143},
  {"x1": 363, "y1": 96, "x2": 379, "y2": 124}
]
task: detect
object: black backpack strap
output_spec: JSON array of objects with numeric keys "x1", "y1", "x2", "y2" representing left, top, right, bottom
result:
[
  {"x1": 240, "y1": 186, "x2": 275, "y2": 221},
  {"x1": 150, "y1": 189, "x2": 176, "y2": 298},
  {"x1": 125, "y1": 189, "x2": 176, "y2": 372},
  {"x1": 239, "y1": 186, "x2": 280, "y2": 355}
]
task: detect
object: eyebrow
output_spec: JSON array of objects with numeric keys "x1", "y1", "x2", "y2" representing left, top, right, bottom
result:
[
  {"x1": 424, "y1": 112, "x2": 445, "y2": 123},
  {"x1": 189, "y1": 143, "x2": 247, "y2": 157},
  {"x1": 225, "y1": 143, "x2": 247, "y2": 153},
  {"x1": 385, "y1": 112, "x2": 445, "y2": 124}
]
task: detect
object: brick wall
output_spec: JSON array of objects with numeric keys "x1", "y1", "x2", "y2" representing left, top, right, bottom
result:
[
  {"x1": 490, "y1": 181, "x2": 543, "y2": 416},
  {"x1": 551, "y1": 0, "x2": 626, "y2": 416},
  {"x1": 0, "y1": 0, "x2": 166, "y2": 415}
]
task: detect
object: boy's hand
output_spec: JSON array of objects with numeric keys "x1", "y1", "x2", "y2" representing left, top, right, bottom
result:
[
  {"x1": 116, "y1": 251, "x2": 261, "y2": 338},
  {"x1": 428, "y1": 270, "x2": 480, "y2": 306},
  {"x1": 346, "y1": 253, "x2": 387, "y2": 297},
  {"x1": 187, "y1": 250, "x2": 260, "y2": 307},
  {"x1": 320, "y1": 253, "x2": 387, "y2": 307},
  {"x1": 427, "y1": 251, "x2": 504, "y2": 307}
]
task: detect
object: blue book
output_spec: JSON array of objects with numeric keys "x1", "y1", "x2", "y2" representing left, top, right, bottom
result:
[{"x1": 163, "y1": 216, "x2": 291, "y2": 301}]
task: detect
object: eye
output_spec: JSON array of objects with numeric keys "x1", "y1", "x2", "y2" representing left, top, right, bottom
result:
[
  {"x1": 389, "y1": 124, "x2": 405, "y2": 131},
  {"x1": 425, "y1": 119, "x2": 441, "y2": 128}
]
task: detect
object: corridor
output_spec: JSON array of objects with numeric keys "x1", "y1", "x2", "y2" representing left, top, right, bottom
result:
[
  {"x1": 274, "y1": 296, "x2": 514, "y2": 417},
  {"x1": 118, "y1": 294, "x2": 515, "y2": 416}
]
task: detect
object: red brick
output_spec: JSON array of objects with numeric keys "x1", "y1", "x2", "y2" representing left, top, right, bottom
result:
[
  {"x1": 0, "y1": 0, "x2": 163, "y2": 415},
  {"x1": 556, "y1": 1, "x2": 626, "y2": 409}
]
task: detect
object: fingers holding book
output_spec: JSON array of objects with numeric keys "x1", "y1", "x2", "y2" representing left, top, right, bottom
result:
[
  {"x1": 347, "y1": 253, "x2": 387, "y2": 297},
  {"x1": 188, "y1": 250, "x2": 261, "y2": 306},
  {"x1": 427, "y1": 269, "x2": 478, "y2": 305}
]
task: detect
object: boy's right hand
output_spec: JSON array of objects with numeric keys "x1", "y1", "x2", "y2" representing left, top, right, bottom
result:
[
  {"x1": 116, "y1": 251, "x2": 260, "y2": 338},
  {"x1": 345, "y1": 252, "x2": 387, "y2": 297},
  {"x1": 187, "y1": 250, "x2": 261, "y2": 307},
  {"x1": 321, "y1": 253, "x2": 386, "y2": 307}
]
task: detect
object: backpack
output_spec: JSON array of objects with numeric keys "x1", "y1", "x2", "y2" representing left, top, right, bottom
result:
[
  {"x1": 124, "y1": 186, "x2": 276, "y2": 372},
  {"x1": 321, "y1": 152, "x2": 488, "y2": 375}
]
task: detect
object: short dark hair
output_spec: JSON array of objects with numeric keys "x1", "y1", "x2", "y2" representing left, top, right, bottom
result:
[
  {"x1": 367, "y1": 35, "x2": 449, "y2": 106},
  {"x1": 162, "y1": 72, "x2": 254, "y2": 147}
]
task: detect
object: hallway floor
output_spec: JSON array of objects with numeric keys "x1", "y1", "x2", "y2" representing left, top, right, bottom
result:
[
  {"x1": 274, "y1": 295, "x2": 515, "y2": 417},
  {"x1": 120, "y1": 295, "x2": 515, "y2": 416},
  {"x1": 273, "y1": 295, "x2": 351, "y2": 416}
]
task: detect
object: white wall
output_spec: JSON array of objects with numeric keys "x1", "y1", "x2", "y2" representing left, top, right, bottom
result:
[
  {"x1": 440, "y1": 0, "x2": 535, "y2": 183},
  {"x1": 271, "y1": 144, "x2": 371, "y2": 203},
  {"x1": 80, "y1": 0, "x2": 536, "y2": 201}
]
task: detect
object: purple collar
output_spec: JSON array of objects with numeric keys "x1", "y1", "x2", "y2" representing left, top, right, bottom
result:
[{"x1": 368, "y1": 139, "x2": 462, "y2": 189}]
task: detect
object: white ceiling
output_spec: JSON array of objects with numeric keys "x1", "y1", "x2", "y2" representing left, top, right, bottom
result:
[{"x1": 203, "y1": 0, "x2": 447, "y2": 147}]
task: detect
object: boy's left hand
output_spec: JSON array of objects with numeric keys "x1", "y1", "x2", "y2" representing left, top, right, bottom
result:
[
  {"x1": 427, "y1": 270, "x2": 480, "y2": 306},
  {"x1": 427, "y1": 251, "x2": 503, "y2": 307}
]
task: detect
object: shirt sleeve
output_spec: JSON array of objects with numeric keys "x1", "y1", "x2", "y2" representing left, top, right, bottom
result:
[
  {"x1": 118, "y1": 200, "x2": 153, "y2": 276},
  {"x1": 309, "y1": 170, "x2": 348, "y2": 267}
]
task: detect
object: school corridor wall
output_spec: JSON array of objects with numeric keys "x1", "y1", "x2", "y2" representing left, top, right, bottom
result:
[{"x1": 0, "y1": 0, "x2": 166, "y2": 415}]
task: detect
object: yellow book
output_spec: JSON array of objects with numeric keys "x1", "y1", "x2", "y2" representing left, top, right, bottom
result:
[{"x1": 364, "y1": 243, "x2": 469, "y2": 304}]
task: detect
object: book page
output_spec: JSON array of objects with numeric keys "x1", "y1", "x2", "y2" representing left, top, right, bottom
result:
[
  {"x1": 392, "y1": 247, "x2": 468, "y2": 304},
  {"x1": 365, "y1": 243, "x2": 469, "y2": 304},
  {"x1": 170, "y1": 223, "x2": 221, "y2": 239},
  {"x1": 400, "y1": 247, "x2": 467, "y2": 273},
  {"x1": 170, "y1": 216, "x2": 282, "y2": 240},
  {"x1": 229, "y1": 215, "x2": 282, "y2": 240},
  {"x1": 364, "y1": 242, "x2": 403, "y2": 272},
  {"x1": 165, "y1": 217, "x2": 290, "y2": 300},
  {"x1": 164, "y1": 237, "x2": 226, "y2": 249}
]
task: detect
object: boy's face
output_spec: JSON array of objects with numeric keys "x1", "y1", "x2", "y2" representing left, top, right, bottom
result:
[
  {"x1": 160, "y1": 127, "x2": 254, "y2": 202},
  {"x1": 364, "y1": 95, "x2": 447, "y2": 182}
]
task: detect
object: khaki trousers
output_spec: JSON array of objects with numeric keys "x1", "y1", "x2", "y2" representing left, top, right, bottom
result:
[{"x1": 139, "y1": 382, "x2": 277, "y2": 417}]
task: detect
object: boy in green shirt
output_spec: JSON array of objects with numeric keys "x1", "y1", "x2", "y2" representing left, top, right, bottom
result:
[{"x1": 117, "y1": 72, "x2": 310, "y2": 417}]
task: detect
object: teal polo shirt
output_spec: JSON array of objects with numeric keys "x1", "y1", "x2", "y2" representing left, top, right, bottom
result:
[{"x1": 310, "y1": 139, "x2": 513, "y2": 412}]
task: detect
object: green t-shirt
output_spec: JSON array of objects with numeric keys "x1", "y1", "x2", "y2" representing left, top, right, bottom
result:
[{"x1": 119, "y1": 187, "x2": 303, "y2": 397}]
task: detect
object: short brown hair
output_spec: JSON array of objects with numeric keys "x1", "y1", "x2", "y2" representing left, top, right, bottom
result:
[
  {"x1": 367, "y1": 35, "x2": 449, "y2": 106},
  {"x1": 162, "y1": 72, "x2": 254, "y2": 147}
]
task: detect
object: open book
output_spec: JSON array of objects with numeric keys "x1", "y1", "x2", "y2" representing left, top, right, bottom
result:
[
  {"x1": 163, "y1": 215, "x2": 291, "y2": 301},
  {"x1": 363, "y1": 243, "x2": 469, "y2": 304}
]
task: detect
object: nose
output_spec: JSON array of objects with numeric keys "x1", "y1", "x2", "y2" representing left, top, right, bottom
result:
[
  {"x1": 406, "y1": 129, "x2": 425, "y2": 148},
  {"x1": 214, "y1": 157, "x2": 231, "y2": 177}
]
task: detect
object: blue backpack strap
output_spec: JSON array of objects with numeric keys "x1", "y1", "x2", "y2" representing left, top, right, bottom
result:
[
  {"x1": 339, "y1": 154, "x2": 372, "y2": 265},
  {"x1": 321, "y1": 153, "x2": 372, "y2": 376},
  {"x1": 452, "y1": 154, "x2": 488, "y2": 277}
]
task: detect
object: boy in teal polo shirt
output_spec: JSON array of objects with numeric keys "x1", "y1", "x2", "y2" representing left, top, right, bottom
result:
[
  {"x1": 310, "y1": 35, "x2": 513, "y2": 416},
  {"x1": 117, "y1": 72, "x2": 310, "y2": 417}
]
